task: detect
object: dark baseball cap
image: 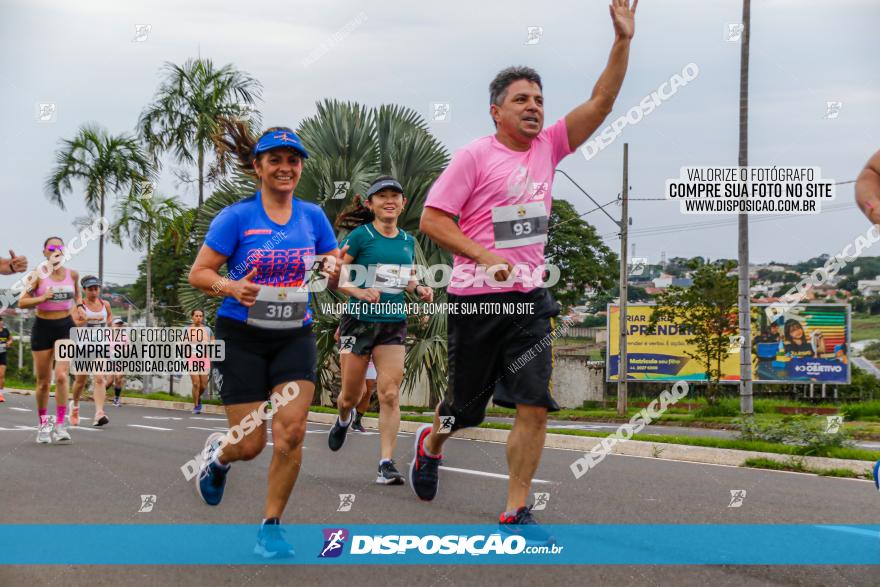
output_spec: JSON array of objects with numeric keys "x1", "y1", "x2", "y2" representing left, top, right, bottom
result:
[
  {"x1": 366, "y1": 177, "x2": 404, "y2": 199},
  {"x1": 81, "y1": 276, "x2": 101, "y2": 289}
]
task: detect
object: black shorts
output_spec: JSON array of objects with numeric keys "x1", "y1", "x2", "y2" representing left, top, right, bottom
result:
[
  {"x1": 0, "y1": 353, "x2": 6, "y2": 366},
  {"x1": 31, "y1": 316, "x2": 76, "y2": 352},
  {"x1": 338, "y1": 314, "x2": 407, "y2": 356},
  {"x1": 213, "y1": 317, "x2": 317, "y2": 405},
  {"x1": 439, "y1": 288, "x2": 561, "y2": 431}
]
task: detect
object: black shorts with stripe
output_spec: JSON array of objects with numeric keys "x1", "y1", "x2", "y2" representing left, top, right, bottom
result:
[{"x1": 438, "y1": 287, "x2": 561, "y2": 432}]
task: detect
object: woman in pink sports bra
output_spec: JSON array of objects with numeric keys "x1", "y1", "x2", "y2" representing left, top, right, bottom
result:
[{"x1": 18, "y1": 236, "x2": 82, "y2": 444}]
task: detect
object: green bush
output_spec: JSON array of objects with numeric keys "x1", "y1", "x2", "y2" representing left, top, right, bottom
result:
[
  {"x1": 4, "y1": 342, "x2": 34, "y2": 383},
  {"x1": 737, "y1": 416, "x2": 853, "y2": 455},
  {"x1": 841, "y1": 365, "x2": 880, "y2": 402},
  {"x1": 695, "y1": 399, "x2": 739, "y2": 418},
  {"x1": 842, "y1": 400, "x2": 880, "y2": 421}
]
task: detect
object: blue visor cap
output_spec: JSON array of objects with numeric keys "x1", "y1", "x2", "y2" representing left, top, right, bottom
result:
[
  {"x1": 366, "y1": 178, "x2": 404, "y2": 198},
  {"x1": 253, "y1": 131, "x2": 309, "y2": 159}
]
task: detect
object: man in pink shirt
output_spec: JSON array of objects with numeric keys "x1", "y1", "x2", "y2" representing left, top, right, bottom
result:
[{"x1": 410, "y1": 0, "x2": 638, "y2": 539}]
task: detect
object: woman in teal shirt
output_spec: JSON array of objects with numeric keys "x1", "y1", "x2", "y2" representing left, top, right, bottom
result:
[{"x1": 328, "y1": 176, "x2": 432, "y2": 485}]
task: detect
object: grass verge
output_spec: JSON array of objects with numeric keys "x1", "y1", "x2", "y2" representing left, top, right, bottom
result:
[
  {"x1": 395, "y1": 414, "x2": 880, "y2": 461},
  {"x1": 742, "y1": 457, "x2": 870, "y2": 479}
]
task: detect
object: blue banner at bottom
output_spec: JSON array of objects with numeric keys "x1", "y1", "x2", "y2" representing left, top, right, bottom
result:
[{"x1": 1, "y1": 524, "x2": 879, "y2": 565}]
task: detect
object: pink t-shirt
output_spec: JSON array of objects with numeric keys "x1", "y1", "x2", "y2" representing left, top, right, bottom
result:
[{"x1": 424, "y1": 118, "x2": 573, "y2": 295}]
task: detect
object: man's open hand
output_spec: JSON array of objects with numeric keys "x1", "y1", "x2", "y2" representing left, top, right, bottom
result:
[{"x1": 610, "y1": 0, "x2": 637, "y2": 40}]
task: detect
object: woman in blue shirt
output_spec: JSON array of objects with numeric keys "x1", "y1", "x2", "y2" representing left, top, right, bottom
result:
[{"x1": 188, "y1": 119, "x2": 345, "y2": 558}]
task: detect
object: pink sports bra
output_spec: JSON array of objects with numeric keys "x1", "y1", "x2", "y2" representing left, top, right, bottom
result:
[{"x1": 34, "y1": 268, "x2": 76, "y2": 312}]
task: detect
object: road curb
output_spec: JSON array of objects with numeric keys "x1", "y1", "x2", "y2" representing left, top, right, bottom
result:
[{"x1": 6, "y1": 388, "x2": 873, "y2": 476}]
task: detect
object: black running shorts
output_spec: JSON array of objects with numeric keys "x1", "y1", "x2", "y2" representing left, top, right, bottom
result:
[
  {"x1": 213, "y1": 317, "x2": 316, "y2": 405},
  {"x1": 31, "y1": 316, "x2": 76, "y2": 352},
  {"x1": 0, "y1": 353, "x2": 6, "y2": 366},
  {"x1": 438, "y1": 288, "x2": 561, "y2": 431},
  {"x1": 338, "y1": 314, "x2": 407, "y2": 356}
]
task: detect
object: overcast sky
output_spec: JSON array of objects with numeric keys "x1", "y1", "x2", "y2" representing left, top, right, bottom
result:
[{"x1": 1, "y1": 0, "x2": 878, "y2": 289}]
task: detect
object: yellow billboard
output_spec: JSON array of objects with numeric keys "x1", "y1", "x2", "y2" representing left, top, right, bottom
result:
[{"x1": 606, "y1": 303, "x2": 850, "y2": 384}]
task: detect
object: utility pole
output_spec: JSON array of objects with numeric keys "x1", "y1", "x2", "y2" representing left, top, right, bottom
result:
[
  {"x1": 617, "y1": 143, "x2": 629, "y2": 417},
  {"x1": 737, "y1": 0, "x2": 754, "y2": 415}
]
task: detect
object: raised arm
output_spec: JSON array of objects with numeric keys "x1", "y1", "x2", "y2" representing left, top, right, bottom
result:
[{"x1": 564, "y1": 0, "x2": 637, "y2": 151}]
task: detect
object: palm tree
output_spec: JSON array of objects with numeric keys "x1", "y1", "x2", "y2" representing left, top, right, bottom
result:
[
  {"x1": 46, "y1": 124, "x2": 153, "y2": 284},
  {"x1": 138, "y1": 58, "x2": 262, "y2": 210},
  {"x1": 178, "y1": 100, "x2": 451, "y2": 404},
  {"x1": 111, "y1": 188, "x2": 185, "y2": 329}
]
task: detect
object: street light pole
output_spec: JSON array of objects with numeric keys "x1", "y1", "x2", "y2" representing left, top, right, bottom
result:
[
  {"x1": 737, "y1": 0, "x2": 754, "y2": 415},
  {"x1": 617, "y1": 143, "x2": 630, "y2": 417}
]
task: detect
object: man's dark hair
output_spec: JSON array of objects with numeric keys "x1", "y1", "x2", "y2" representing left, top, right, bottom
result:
[{"x1": 489, "y1": 66, "x2": 542, "y2": 107}]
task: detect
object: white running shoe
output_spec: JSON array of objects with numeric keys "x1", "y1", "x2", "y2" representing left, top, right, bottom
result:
[
  {"x1": 53, "y1": 421, "x2": 72, "y2": 443},
  {"x1": 36, "y1": 422, "x2": 53, "y2": 444}
]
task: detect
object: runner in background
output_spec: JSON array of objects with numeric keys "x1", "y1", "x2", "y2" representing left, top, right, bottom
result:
[
  {"x1": 352, "y1": 360, "x2": 377, "y2": 432},
  {"x1": 333, "y1": 325, "x2": 376, "y2": 433},
  {"x1": 70, "y1": 275, "x2": 112, "y2": 426},
  {"x1": 0, "y1": 317, "x2": 12, "y2": 401},
  {"x1": 187, "y1": 309, "x2": 214, "y2": 414},
  {"x1": 188, "y1": 119, "x2": 345, "y2": 558},
  {"x1": 110, "y1": 318, "x2": 126, "y2": 406},
  {"x1": 17, "y1": 237, "x2": 82, "y2": 443},
  {"x1": 410, "y1": 0, "x2": 637, "y2": 539}
]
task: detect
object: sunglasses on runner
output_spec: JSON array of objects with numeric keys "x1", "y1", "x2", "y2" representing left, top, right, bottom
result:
[{"x1": 46, "y1": 245, "x2": 64, "y2": 251}]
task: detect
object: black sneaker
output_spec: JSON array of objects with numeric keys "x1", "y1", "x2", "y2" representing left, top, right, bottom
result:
[
  {"x1": 327, "y1": 415, "x2": 351, "y2": 451},
  {"x1": 499, "y1": 505, "x2": 555, "y2": 545},
  {"x1": 376, "y1": 460, "x2": 404, "y2": 485},
  {"x1": 351, "y1": 413, "x2": 366, "y2": 433},
  {"x1": 408, "y1": 424, "x2": 441, "y2": 501}
]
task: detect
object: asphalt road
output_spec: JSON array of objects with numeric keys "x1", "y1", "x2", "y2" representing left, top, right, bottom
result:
[{"x1": 1, "y1": 392, "x2": 878, "y2": 586}]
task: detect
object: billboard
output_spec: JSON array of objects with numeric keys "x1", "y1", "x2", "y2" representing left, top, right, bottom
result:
[{"x1": 606, "y1": 303, "x2": 850, "y2": 384}]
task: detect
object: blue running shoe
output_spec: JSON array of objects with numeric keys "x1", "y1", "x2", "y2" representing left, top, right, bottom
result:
[
  {"x1": 873, "y1": 460, "x2": 880, "y2": 492},
  {"x1": 254, "y1": 518, "x2": 295, "y2": 559},
  {"x1": 499, "y1": 505, "x2": 555, "y2": 546},
  {"x1": 196, "y1": 432, "x2": 228, "y2": 506}
]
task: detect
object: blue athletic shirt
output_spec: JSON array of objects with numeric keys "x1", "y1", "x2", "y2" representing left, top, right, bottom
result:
[{"x1": 205, "y1": 191, "x2": 338, "y2": 326}]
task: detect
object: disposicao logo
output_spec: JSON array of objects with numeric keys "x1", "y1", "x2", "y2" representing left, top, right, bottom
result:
[{"x1": 319, "y1": 528, "x2": 348, "y2": 558}]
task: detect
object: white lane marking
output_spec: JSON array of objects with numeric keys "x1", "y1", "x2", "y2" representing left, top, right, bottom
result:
[
  {"x1": 0, "y1": 425, "x2": 37, "y2": 431},
  {"x1": 144, "y1": 416, "x2": 183, "y2": 421},
  {"x1": 127, "y1": 424, "x2": 173, "y2": 431},
  {"x1": 72, "y1": 426, "x2": 101, "y2": 432},
  {"x1": 439, "y1": 465, "x2": 552, "y2": 484},
  {"x1": 190, "y1": 417, "x2": 227, "y2": 421},
  {"x1": 187, "y1": 426, "x2": 228, "y2": 432},
  {"x1": 8, "y1": 407, "x2": 32, "y2": 412}
]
